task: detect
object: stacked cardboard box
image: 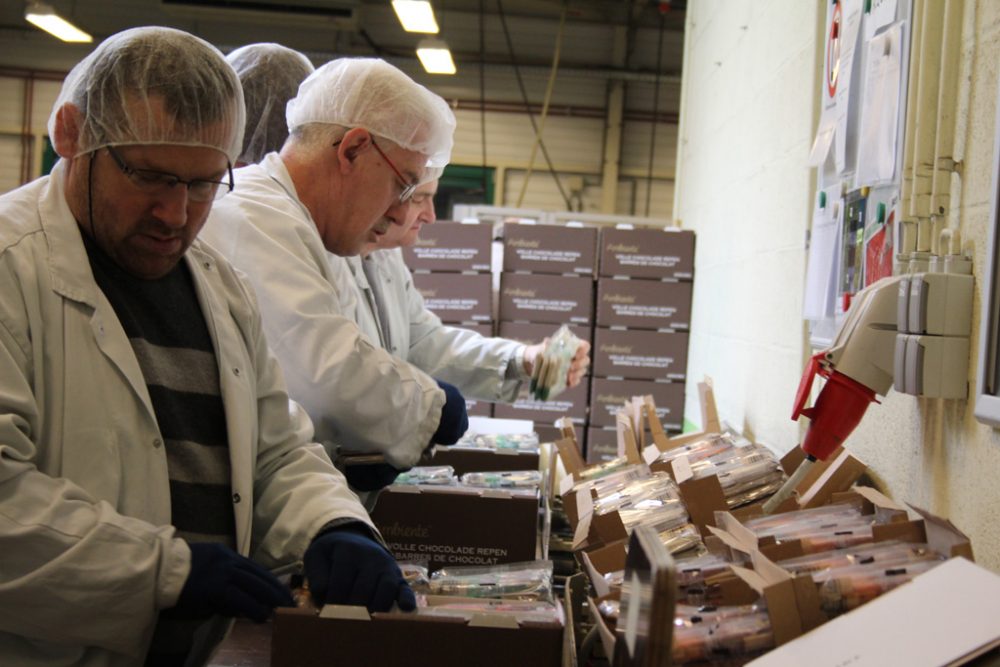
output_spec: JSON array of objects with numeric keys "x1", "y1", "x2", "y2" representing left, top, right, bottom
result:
[
  {"x1": 496, "y1": 224, "x2": 597, "y2": 449},
  {"x1": 405, "y1": 221, "x2": 495, "y2": 417},
  {"x1": 589, "y1": 227, "x2": 695, "y2": 462}
]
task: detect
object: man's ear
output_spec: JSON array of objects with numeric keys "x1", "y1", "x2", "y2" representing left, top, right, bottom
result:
[
  {"x1": 51, "y1": 103, "x2": 82, "y2": 158},
  {"x1": 335, "y1": 127, "x2": 372, "y2": 171}
]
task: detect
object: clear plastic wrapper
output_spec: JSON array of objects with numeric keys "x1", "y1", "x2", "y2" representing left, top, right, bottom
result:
[
  {"x1": 399, "y1": 562, "x2": 431, "y2": 593},
  {"x1": 570, "y1": 463, "x2": 652, "y2": 498},
  {"x1": 742, "y1": 500, "x2": 866, "y2": 535},
  {"x1": 817, "y1": 558, "x2": 945, "y2": 616},
  {"x1": 393, "y1": 465, "x2": 457, "y2": 486},
  {"x1": 460, "y1": 470, "x2": 542, "y2": 489},
  {"x1": 414, "y1": 598, "x2": 564, "y2": 625},
  {"x1": 742, "y1": 502, "x2": 877, "y2": 552},
  {"x1": 529, "y1": 325, "x2": 583, "y2": 401},
  {"x1": 674, "y1": 552, "x2": 743, "y2": 605},
  {"x1": 593, "y1": 473, "x2": 682, "y2": 516},
  {"x1": 573, "y1": 456, "x2": 634, "y2": 482},
  {"x1": 778, "y1": 540, "x2": 939, "y2": 576},
  {"x1": 598, "y1": 598, "x2": 620, "y2": 621},
  {"x1": 428, "y1": 560, "x2": 554, "y2": 602},
  {"x1": 672, "y1": 603, "x2": 774, "y2": 665}
]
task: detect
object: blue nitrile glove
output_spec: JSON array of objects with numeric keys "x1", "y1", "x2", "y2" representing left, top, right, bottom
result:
[
  {"x1": 303, "y1": 524, "x2": 416, "y2": 613},
  {"x1": 431, "y1": 379, "x2": 468, "y2": 446},
  {"x1": 344, "y1": 463, "x2": 402, "y2": 491},
  {"x1": 172, "y1": 543, "x2": 294, "y2": 622}
]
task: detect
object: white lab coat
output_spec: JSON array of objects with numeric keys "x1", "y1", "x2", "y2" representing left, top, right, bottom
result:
[
  {"x1": 346, "y1": 249, "x2": 527, "y2": 401},
  {"x1": 0, "y1": 164, "x2": 374, "y2": 667},
  {"x1": 201, "y1": 153, "x2": 444, "y2": 468}
]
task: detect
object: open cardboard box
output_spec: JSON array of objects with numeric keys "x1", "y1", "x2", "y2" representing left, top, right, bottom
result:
[
  {"x1": 370, "y1": 485, "x2": 541, "y2": 572},
  {"x1": 272, "y1": 595, "x2": 567, "y2": 667}
]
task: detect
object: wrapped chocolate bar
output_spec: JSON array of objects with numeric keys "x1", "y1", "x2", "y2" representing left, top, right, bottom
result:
[
  {"x1": 816, "y1": 558, "x2": 945, "y2": 616},
  {"x1": 460, "y1": 470, "x2": 543, "y2": 490},
  {"x1": 529, "y1": 325, "x2": 584, "y2": 401},
  {"x1": 427, "y1": 560, "x2": 554, "y2": 602},
  {"x1": 393, "y1": 465, "x2": 457, "y2": 486}
]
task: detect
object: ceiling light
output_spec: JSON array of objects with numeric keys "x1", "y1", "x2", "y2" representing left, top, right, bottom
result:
[
  {"x1": 416, "y1": 40, "x2": 456, "y2": 75},
  {"x1": 392, "y1": 0, "x2": 439, "y2": 34},
  {"x1": 25, "y1": 2, "x2": 92, "y2": 43}
]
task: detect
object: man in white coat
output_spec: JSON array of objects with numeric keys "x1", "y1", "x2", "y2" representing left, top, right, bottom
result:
[
  {"x1": 203, "y1": 58, "x2": 468, "y2": 491},
  {"x1": 0, "y1": 28, "x2": 413, "y2": 667},
  {"x1": 349, "y1": 179, "x2": 592, "y2": 402}
]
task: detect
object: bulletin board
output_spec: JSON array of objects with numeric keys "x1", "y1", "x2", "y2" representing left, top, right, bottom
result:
[{"x1": 804, "y1": 0, "x2": 913, "y2": 348}]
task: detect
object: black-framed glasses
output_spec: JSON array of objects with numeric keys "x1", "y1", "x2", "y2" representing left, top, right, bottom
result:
[
  {"x1": 105, "y1": 146, "x2": 234, "y2": 203},
  {"x1": 333, "y1": 136, "x2": 418, "y2": 204}
]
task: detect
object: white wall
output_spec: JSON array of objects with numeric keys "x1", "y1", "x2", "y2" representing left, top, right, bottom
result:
[
  {"x1": 673, "y1": 1, "x2": 820, "y2": 445},
  {"x1": 676, "y1": 0, "x2": 1000, "y2": 572}
]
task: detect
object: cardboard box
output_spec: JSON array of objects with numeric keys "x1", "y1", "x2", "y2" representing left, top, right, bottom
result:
[
  {"x1": 596, "y1": 277, "x2": 693, "y2": 331},
  {"x1": 428, "y1": 446, "x2": 540, "y2": 476},
  {"x1": 465, "y1": 398, "x2": 493, "y2": 418},
  {"x1": 402, "y1": 221, "x2": 493, "y2": 273},
  {"x1": 272, "y1": 598, "x2": 564, "y2": 667},
  {"x1": 592, "y1": 328, "x2": 689, "y2": 381},
  {"x1": 370, "y1": 485, "x2": 540, "y2": 572},
  {"x1": 589, "y1": 378, "x2": 684, "y2": 428},
  {"x1": 599, "y1": 227, "x2": 695, "y2": 280},
  {"x1": 493, "y1": 378, "x2": 590, "y2": 423},
  {"x1": 499, "y1": 273, "x2": 594, "y2": 326},
  {"x1": 413, "y1": 272, "x2": 492, "y2": 323},
  {"x1": 503, "y1": 223, "x2": 598, "y2": 275},
  {"x1": 498, "y1": 321, "x2": 592, "y2": 346},
  {"x1": 585, "y1": 426, "x2": 619, "y2": 463},
  {"x1": 533, "y1": 424, "x2": 565, "y2": 446},
  {"x1": 452, "y1": 321, "x2": 494, "y2": 338}
]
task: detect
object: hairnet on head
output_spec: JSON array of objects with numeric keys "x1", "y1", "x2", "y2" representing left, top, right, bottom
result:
[
  {"x1": 48, "y1": 26, "x2": 245, "y2": 164},
  {"x1": 286, "y1": 58, "x2": 455, "y2": 180},
  {"x1": 227, "y1": 43, "x2": 314, "y2": 164}
]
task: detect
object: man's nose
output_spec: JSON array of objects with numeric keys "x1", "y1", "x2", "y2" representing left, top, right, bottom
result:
[{"x1": 151, "y1": 185, "x2": 190, "y2": 229}]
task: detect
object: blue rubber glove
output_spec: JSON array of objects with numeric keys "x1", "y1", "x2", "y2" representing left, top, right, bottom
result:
[
  {"x1": 431, "y1": 379, "x2": 468, "y2": 446},
  {"x1": 172, "y1": 543, "x2": 294, "y2": 622},
  {"x1": 303, "y1": 525, "x2": 416, "y2": 612},
  {"x1": 343, "y1": 462, "x2": 402, "y2": 491}
]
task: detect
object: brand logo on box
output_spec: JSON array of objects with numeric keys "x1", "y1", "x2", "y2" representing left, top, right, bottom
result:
[
  {"x1": 414, "y1": 238, "x2": 438, "y2": 247},
  {"x1": 608, "y1": 243, "x2": 640, "y2": 253},
  {"x1": 380, "y1": 521, "x2": 431, "y2": 539},
  {"x1": 601, "y1": 344, "x2": 633, "y2": 353},
  {"x1": 505, "y1": 287, "x2": 537, "y2": 297},
  {"x1": 418, "y1": 289, "x2": 437, "y2": 297},
  {"x1": 603, "y1": 294, "x2": 636, "y2": 304},
  {"x1": 508, "y1": 239, "x2": 541, "y2": 248},
  {"x1": 597, "y1": 393, "x2": 628, "y2": 403}
]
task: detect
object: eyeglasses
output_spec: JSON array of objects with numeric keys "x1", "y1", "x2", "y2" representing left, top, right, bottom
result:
[
  {"x1": 105, "y1": 146, "x2": 233, "y2": 203},
  {"x1": 333, "y1": 136, "x2": 419, "y2": 204}
]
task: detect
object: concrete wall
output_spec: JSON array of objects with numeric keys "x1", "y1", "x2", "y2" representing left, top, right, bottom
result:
[{"x1": 675, "y1": 0, "x2": 1000, "y2": 571}]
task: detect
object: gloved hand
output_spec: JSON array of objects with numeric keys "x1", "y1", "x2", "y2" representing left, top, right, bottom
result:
[
  {"x1": 171, "y1": 543, "x2": 294, "y2": 622},
  {"x1": 303, "y1": 525, "x2": 416, "y2": 612},
  {"x1": 430, "y1": 379, "x2": 468, "y2": 446},
  {"x1": 343, "y1": 462, "x2": 402, "y2": 491}
]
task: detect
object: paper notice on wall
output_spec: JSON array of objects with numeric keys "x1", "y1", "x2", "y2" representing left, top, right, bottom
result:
[
  {"x1": 857, "y1": 22, "x2": 903, "y2": 185},
  {"x1": 820, "y1": 0, "x2": 863, "y2": 175},
  {"x1": 864, "y1": 0, "x2": 899, "y2": 41},
  {"x1": 808, "y1": 111, "x2": 837, "y2": 167},
  {"x1": 803, "y1": 186, "x2": 843, "y2": 321}
]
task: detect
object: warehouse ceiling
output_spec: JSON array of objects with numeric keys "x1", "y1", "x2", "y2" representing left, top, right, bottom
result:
[{"x1": 0, "y1": 0, "x2": 684, "y2": 116}]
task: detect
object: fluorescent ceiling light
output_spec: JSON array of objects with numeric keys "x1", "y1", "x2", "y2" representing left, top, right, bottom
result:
[
  {"x1": 25, "y1": 2, "x2": 92, "y2": 43},
  {"x1": 392, "y1": 0, "x2": 439, "y2": 34},
  {"x1": 417, "y1": 40, "x2": 456, "y2": 75}
]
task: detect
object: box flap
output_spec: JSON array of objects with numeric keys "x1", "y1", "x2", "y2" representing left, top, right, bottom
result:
[
  {"x1": 698, "y1": 377, "x2": 721, "y2": 434},
  {"x1": 468, "y1": 613, "x2": 522, "y2": 629},
  {"x1": 797, "y1": 449, "x2": 867, "y2": 508},
  {"x1": 587, "y1": 595, "x2": 618, "y2": 660},
  {"x1": 642, "y1": 397, "x2": 671, "y2": 451},
  {"x1": 616, "y1": 412, "x2": 643, "y2": 465},
  {"x1": 319, "y1": 604, "x2": 371, "y2": 621},
  {"x1": 677, "y1": 474, "x2": 728, "y2": 536},
  {"x1": 642, "y1": 443, "x2": 661, "y2": 465},
  {"x1": 908, "y1": 503, "x2": 975, "y2": 560},
  {"x1": 554, "y1": 436, "x2": 586, "y2": 477},
  {"x1": 671, "y1": 454, "x2": 693, "y2": 484}
]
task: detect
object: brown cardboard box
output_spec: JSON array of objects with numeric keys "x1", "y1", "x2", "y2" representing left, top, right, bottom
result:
[
  {"x1": 465, "y1": 399, "x2": 493, "y2": 418},
  {"x1": 503, "y1": 223, "x2": 598, "y2": 275},
  {"x1": 272, "y1": 599, "x2": 564, "y2": 667},
  {"x1": 589, "y1": 378, "x2": 684, "y2": 428},
  {"x1": 534, "y1": 424, "x2": 565, "y2": 446},
  {"x1": 592, "y1": 328, "x2": 689, "y2": 381},
  {"x1": 428, "y1": 446, "x2": 540, "y2": 476},
  {"x1": 370, "y1": 486, "x2": 540, "y2": 572},
  {"x1": 499, "y1": 273, "x2": 594, "y2": 325},
  {"x1": 585, "y1": 427, "x2": 618, "y2": 463},
  {"x1": 599, "y1": 227, "x2": 695, "y2": 280},
  {"x1": 402, "y1": 221, "x2": 493, "y2": 273},
  {"x1": 493, "y1": 378, "x2": 590, "y2": 423},
  {"x1": 413, "y1": 272, "x2": 492, "y2": 323},
  {"x1": 498, "y1": 321, "x2": 592, "y2": 346},
  {"x1": 596, "y1": 277, "x2": 693, "y2": 330}
]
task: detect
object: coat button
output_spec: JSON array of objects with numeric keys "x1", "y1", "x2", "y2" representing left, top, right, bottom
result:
[
  {"x1": 233, "y1": 367, "x2": 241, "y2": 377},
  {"x1": 203, "y1": 261, "x2": 212, "y2": 270},
  {"x1": 153, "y1": 438, "x2": 162, "y2": 448},
  {"x1": 233, "y1": 493, "x2": 241, "y2": 504}
]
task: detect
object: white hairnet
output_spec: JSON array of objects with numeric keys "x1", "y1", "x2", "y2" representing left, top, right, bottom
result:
[
  {"x1": 48, "y1": 26, "x2": 245, "y2": 164},
  {"x1": 286, "y1": 58, "x2": 455, "y2": 179},
  {"x1": 227, "y1": 43, "x2": 314, "y2": 164}
]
